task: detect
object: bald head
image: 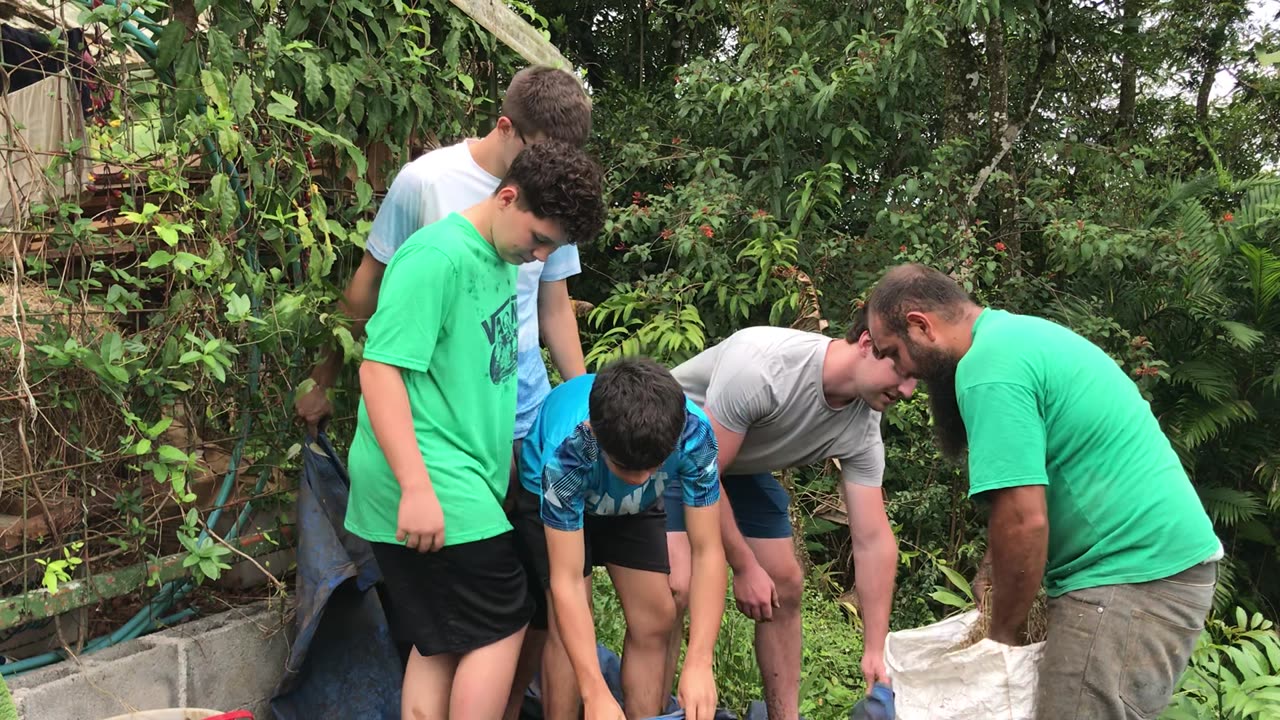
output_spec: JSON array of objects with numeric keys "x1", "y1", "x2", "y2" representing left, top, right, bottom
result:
[{"x1": 865, "y1": 263, "x2": 975, "y2": 335}]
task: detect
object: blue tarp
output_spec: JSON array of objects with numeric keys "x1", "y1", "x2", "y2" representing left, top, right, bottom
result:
[{"x1": 269, "y1": 433, "x2": 402, "y2": 720}]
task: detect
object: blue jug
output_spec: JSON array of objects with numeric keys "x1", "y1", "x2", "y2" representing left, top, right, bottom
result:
[{"x1": 849, "y1": 683, "x2": 895, "y2": 720}]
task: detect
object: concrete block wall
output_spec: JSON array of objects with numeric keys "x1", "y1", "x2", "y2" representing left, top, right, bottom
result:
[{"x1": 6, "y1": 600, "x2": 291, "y2": 720}]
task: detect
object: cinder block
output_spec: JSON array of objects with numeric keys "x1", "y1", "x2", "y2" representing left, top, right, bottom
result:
[
  {"x1": 9, "y1": 638, "x2": 182, "y2": 720},
  {"x1": 175, "y1": 603, "x2": 292, "y2": 715}
]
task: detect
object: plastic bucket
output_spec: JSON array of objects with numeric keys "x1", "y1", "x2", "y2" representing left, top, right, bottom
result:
[{"x1": 101, "y1": 710, "x2": 251, "y2": 720}]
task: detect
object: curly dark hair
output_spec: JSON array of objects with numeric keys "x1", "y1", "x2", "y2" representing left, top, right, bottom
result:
[
  {"x1": 501, "y1": 65, "x2": 592, "y2": 147},
  {"x1": 589, "y1": 356, "x2": 687, "y2": 471},
  {"x1": 497, "y1": 141, "x2": 606, "y2": 246}
]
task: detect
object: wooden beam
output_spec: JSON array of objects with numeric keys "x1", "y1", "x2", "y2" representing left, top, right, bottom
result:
[{"x1": 447, "y1": 0, "x2": 573, "y2": 70}]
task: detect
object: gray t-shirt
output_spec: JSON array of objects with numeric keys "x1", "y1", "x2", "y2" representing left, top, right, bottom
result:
[{"x1": 671, "y1": 327, "x2": 885, "y2": 487}]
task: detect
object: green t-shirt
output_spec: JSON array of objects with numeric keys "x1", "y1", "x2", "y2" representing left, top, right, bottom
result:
[
  {"x1": 344, "y1": 212, "x2": 519, "y2": 547},
  {"x1": 957, "y1": 308, "x2": 1220, "y2": 597}
]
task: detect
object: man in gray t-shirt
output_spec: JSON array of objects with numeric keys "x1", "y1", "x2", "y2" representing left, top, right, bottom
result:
[{"x1": 662, "y1": 316, "x2": 916, "y2": 720}]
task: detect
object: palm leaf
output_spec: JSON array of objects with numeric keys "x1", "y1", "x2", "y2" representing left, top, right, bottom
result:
[
  {"x1": 1240, "y1": 242, "x2": 1280, "y2": 327},
  {"x1": 1212, "y1": 555, "x2": 1240, "y2": 614},
  {"x1": 1173, "y1": 399, "x2": 1257, "y2": 450},
  {"x1": 1198, "y1": 485, "x2": 1264, "y2": 528},
  {"x1": 1142, "y1": 174, "x2": 1219, "y2": 229},
  {"x1": 1218, "y1": 320, "x2": 1265, "y2": 351},
  {"x1": 1170, "y1": 357, "x2": 1240, "y2": 404},
  {"x1": 1232, "y1": 174, "x2": 1280, "y2": 230}
]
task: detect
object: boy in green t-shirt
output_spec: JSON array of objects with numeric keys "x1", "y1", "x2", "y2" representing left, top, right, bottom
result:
[{"x1": 344, "y1": 141, "x2": 605, "y2": 720}]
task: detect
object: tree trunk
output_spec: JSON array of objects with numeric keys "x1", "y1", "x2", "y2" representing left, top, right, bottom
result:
[
  {"x1": 1116, "y1": 0, "x2": 1140, "y2": 133},
  {"x1": 943, "y1": 26, "x2": 979, "y2": 143},
  {"x1": 986, "y1": 15, "x2": 1018, "y2": 255},
  {"x1": 1195, "y1": 56, "x2": 1218, "y2": 127},
  {"x1": 986, "y1": 17, "x2": 1008, "y2": 152}
]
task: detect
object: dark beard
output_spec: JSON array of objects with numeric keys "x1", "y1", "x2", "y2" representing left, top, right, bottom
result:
[
  {"x1": 910, "y1": 342, "x2": 968, "y2": 461},
  {"x1": 926, "y1": 370, "x2": 968, "y2": 461}
]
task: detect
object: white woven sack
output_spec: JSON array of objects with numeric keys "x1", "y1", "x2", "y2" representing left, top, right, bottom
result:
[{"x1": 884, "y1": 609, "x2": 1046, "y2": 720}]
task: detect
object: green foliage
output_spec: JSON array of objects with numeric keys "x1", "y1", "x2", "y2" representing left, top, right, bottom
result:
[
  {"x1": 3, "y1": 0, "x2": 516, "y2": 600},
  {"x1": 592, "y1": 572, "x2": 864, "y2": 720},
  {"x1": 575, "y1": 0, "x2": 1280, "y2": 624},
  {"x1": 35, "y1": 542, "x2": 85, "y2": 594},
  {"x1": 1162, "y1": 609, "x2": 1280, "y2": 719}
]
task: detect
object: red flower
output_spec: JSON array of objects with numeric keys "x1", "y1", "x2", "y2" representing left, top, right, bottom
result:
[
  {"x1": 660, "y1": 229, "x2": 674, "y2": 240},
  {"x1": 699, "y1": 224, "x2": 714, "y2": 238},
  {"x1": 898, "y1": 245, "x2": 907, "y2": 253},
  {"x1": 994, "y1": 242, "x2": 1007, "y2": 252},
  {"x1": 672, "y1": 137, "x2": 682, "y2": 145},
  {"x1": 1223, "y1": 212, "x2": 1234, "y2": 222}
]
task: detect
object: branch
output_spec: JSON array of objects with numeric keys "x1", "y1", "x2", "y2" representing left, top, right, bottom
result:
[{"x1": 964, "y1": 85, "x2": 1044, "y2": 207}]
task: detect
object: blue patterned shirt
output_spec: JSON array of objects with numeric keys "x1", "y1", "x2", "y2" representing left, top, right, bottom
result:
[{"x1": 519, "y1": 374, "x2": 721, "y2": 531}]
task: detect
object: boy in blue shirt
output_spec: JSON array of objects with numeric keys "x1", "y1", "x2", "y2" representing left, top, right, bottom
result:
[{"x1": 512, "y1": 357, "x2": 727, "y2": 720}]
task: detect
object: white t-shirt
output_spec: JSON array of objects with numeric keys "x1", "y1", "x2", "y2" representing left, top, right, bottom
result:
[
  {"x1": 364, "y1": 139, "x2": 581, "y2": 439},
  {"x1": 671, "y1": 327, "x2": 886, "y2": 487}
]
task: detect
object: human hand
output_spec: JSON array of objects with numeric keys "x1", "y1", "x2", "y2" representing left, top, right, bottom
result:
[
  {"x1": 972, "y1": 553, "x2": 993, "y2": 612},
  {"x1": 861, "y1": 649, "x2": 890, "y2": 692},
  {"x1": 294, "y1": 379, "x2": 333, "y2": 437},
  {"x1": 397, "y1": 484, "x2": 445, "y2": 552},
  {"x1": 582, "y1": 694, "x2": 627, "y2": 720},
  {"x1": 733, "y1": 562, "x2": 779, "y2": 622},
  {"x1": 677, "y1": 662, "x2": 718, "y2": 720}
]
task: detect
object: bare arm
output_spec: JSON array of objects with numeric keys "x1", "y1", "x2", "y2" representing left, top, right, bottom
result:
[
  {"x1": 984, "y1": 485, "x2": 1048, "y2": 644},
  {"x1": 702, "y1": 410, "x2": 778, "y2": 622},
  {"x1": 844, "y1": 483, "x2": 897, "y2": 684},
  {"x1": 545, "y1": 527, "x2": 618, "y2": 711},
  {"x1": 360, "y1": 359, "x2": 425, "y2": 487},
  {"x1": 702, "y1": 412, "x2": 755, "y2": 571},
  {"x1": 680, "y1": 502, "x2": 727, "y2": 719},
  {"x1": 359, "y1": 359, "x2": 443, "y2": 551},
  {"x1": 537, "y1": 279, "x2": 586, "y2": 381},
  {"x1": 297, "y1": 253, "x2": 387, "y2": 428}
]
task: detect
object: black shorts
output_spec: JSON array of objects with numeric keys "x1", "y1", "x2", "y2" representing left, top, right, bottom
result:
[
  {"x1": 511, "y1": 486, "x2": 669, "y2": 630},
  {"x1": 371, "y1": 531, "x2": 534, "y2": 657}
]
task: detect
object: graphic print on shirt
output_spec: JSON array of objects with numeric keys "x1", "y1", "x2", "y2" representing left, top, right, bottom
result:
[{"x1": 483, "y1": 295, "x2": 519, "y2": 385}]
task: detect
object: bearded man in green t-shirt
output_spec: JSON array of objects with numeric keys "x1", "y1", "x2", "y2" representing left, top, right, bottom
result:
[{"x1": 864, "y1": 263, "x2": 1221, "y2": 720}]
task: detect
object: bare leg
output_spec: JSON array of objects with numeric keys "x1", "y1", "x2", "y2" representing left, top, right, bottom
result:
[
  {"x1": 402, "y1": 646, "x2": 456, "y2": 720},
  {"x1": 663, "y1": 531, "x2": 692, "y2": 699},
  {"x1": 503, "y1": 628, "x2": 547, "y2": 720},
  {"x1": 609, "y1": 564, "x2": 678, "y2": 720},
  {"x1": 449, "y1": 626, "x2": 529, "y2": 720},
  {"x1": 542, "y1": 585, "x2": 592, "y2": 720},
  {"x1": 747, "y1": 537, "x2": 804, "y2": 720}
]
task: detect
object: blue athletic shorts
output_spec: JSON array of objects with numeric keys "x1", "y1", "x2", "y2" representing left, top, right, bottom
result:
[{"x1": 663, "y1": 471, "x2": 792, "y2": 539}]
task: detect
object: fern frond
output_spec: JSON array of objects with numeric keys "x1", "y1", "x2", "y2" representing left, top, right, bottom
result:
[
  {"x1": 1232, "y1": 174, "x2": 1280, "y2": 229},
  {"x1": 1240, "y1": 242, "x2": 1280, "y2": 327},
  {"x1": 1142, "y1": 174, "x2": 1219, "y2": 229},
  {"x1": 1217, "y1": 320, "x2": 1265, "y2": 351},
  {"x1": 1199, "y1": 485, "x2": 1264, "y2": 528},
  {"x1": 1171, "y1": 357, "x2": 1240, "y2": 404},
  {"x1": 1213, "y1": 555, "x2": 1240, "y2": 615},
  {"x1": 1254, "y1": 454, "x2": 1280, "y2": 511},
  {"x1": 1174, "y1": 399, "x2": 1257, "y2": 450}
]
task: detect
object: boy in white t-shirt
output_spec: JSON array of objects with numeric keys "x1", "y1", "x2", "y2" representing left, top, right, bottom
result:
[{"x1": 297, "y1": 65, "x2": 593, "y2": 448}]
